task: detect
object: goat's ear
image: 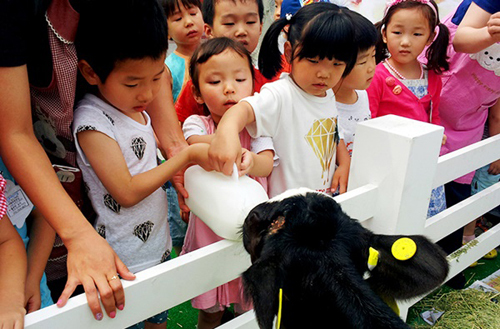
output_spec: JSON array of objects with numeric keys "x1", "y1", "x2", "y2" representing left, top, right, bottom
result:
[
  {"x1": 243, "y1": 203, "x2": 275, "y2": 262},
  {"x1": 367, "y1": 234, "x2": 449, "y2": 299},
  {"x1": 242, "y1": 259, "x2": 280, "y2": 329}
]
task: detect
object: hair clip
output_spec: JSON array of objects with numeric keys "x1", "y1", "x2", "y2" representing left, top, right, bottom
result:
[{"x1": 285, "y1": 13, "x2": 292, "y2": 21}]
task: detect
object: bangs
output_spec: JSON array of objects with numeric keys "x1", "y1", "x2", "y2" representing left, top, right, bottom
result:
[
  {"x1": 164, "y1": 0, "x2": 201, "y2": 18},
  {"x1": 295, "y1": 12, "x2": 357, "y2": 68}
]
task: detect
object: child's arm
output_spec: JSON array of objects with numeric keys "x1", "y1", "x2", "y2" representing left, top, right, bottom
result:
[
  {"x1": 24, "y1": 209, "x2": 56, "y2": 313},
  {"x1": 209, "y1": 101, "x2": 256, "y2": 175},
  {"x1": 487, "y1": 101, "x2": 500, "y2": 175},
  {"x1": 331, "y1": 140, "x2": 351, "y2": 195},
  {"x1": 77, "y1": 130, "x2": 211, "y2": 207},
  {"x1": 240, "y1": 149, "x2": 274, "y2": 177},
  {"x1": 454, "y1": 2, "x2": 500, "y2": 53},
  {"x1": 0, "y1": 215, "x2": 27, "y2": 329},
  {"x1": 186, "y1": 135, "x2": 214, "y2": 145}
]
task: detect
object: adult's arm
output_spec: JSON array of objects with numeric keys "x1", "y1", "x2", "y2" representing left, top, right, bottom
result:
[
  {"x1": 0, "y1": 65, "x2": 135, "y2": 320},
  {"x1": 147, "y1": 70, "x2": 190, "y2": 210},
  {"x1": 454, "y1": 2, "x2": 500, "y2": 53}
]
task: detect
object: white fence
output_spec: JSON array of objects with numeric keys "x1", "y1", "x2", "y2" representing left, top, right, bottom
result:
[{"x1": 24, "y1": 115, "x2": 500, "y2": 328}]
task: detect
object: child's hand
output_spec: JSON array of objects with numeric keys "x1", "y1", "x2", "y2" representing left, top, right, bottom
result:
[
  {"x1": 208, "y1": 132, "x2": 243, "y2": 176},
  {"x1": 442, "y1": 134, "x2": 447, "y2": 146},
  {"x1": 487, "y1": 12, "x2": 500, "y2": 42},
  {"x1": 330, "y1": 165, "x2": 350, "y2": 195},
  {"x1": 239, "y1": 148, "x2": 253, "y2": 176},
  {"x1": 488, "y1": 159, "x2": 500, "y2": 175},
  {"x1": 24, "y1": 278, "x2": 42, "y2": 313}
]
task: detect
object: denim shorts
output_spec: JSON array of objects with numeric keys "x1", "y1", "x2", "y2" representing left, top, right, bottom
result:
[
  {"x1": 472, "y1": 164, "x2": 500, "y2": 216},
  {"x1": 166, "y1": 183, "x2": 187, "y2": 247}
]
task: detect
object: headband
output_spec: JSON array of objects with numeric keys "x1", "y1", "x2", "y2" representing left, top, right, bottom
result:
[{"x1": 385, "y1": 0, "x2": 438, "y2": 25}]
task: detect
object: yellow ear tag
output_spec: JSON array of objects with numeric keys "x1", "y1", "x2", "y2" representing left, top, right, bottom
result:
[
  {"x1": 391, "y1": 237, "x2": 417, "y2": 261},
  {"x1": 368, "y1": 247, "x2": 379, "y2": 270},
  {"x1": 276, "y1": 288, "x2": 283, "y2": 329}
]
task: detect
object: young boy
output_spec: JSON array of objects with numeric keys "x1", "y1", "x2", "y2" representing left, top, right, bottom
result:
[
  {"x1": 333, "y1": 10, "x2": 378, "y2": 157},
  {"x1": 74, "y1": 0, "x2": 210, "y2": 328},
  {"x1": 163, "y1": 0, "x2": 205, "y2": 103},
  {"x1": 174, "y1": 0, "x2": 267, "y2": 123}
]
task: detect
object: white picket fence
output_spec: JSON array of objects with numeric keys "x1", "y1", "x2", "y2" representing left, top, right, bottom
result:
[{"x1": 24, "y1": 115, "x2": 500, "y2": 328}]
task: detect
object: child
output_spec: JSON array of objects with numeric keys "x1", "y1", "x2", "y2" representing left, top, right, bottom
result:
[
  {"x1": 181, "y1": 37, "x2": 275, "y2": 329},
  {"x1": 74, "y1": 0, "x2": 211, "y2": 327},
  {"x1": 208, "y1": 2, "x2": 357, "y2": 198},
  {"x1": 163, "y1": 0, "x2": 205, "y2": 103},
  {"x1": 333, "y1": 10, "x2": 378, "y2": 157},
  {"x1": 174, "y1": 0, "x2": 270, "y2": 124},
  {"x1": 0, "y1": 175, "x2": 27, "y2": 329},
  {"x1": 367, "y1": 0, "x2": 449, "y2": 218}
]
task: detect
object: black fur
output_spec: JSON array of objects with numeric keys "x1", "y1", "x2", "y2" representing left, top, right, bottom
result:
[{"x1": 242, "y1": 190, "x2": 449, "y2": 329}]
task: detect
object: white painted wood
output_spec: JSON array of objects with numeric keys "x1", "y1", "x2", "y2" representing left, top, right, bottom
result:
[
  {"x1": 425, "y1": 181, "x2": 500, "y2": 242},
  {"x1": 433, "y1": 134, "x2": 500, "y2": 188},
  {"x1": 333, "y1": 184, "x2": 378, "y2": 223},
  {"x1": 25, "y1": 240, "x2": 251, "y2": 329},
  {"x1": 348, "y1": 115, "x2": 443, "y2": 235}
]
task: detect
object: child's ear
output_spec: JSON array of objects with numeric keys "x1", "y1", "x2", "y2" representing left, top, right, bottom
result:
[
  {"x1": 381, "y1": 26, "x2": 388, "y2": 44},
  {"x1": 204, "y1": 23, "x2": 215, "y2": 39},
  {"x1": 191, "y1": 84, "x2": 205, "y2": 105},
  {"x1": 426, "y1": 32, "x2": 435, "y2": 46},
  {"x1": 284, "y1": 41, "x2": 293, "y2": 64},
  {"x1": 78, "y1": 60, "x2": 101, "y2": 86}
]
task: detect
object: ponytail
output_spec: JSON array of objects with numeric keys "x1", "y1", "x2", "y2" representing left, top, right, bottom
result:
[
  {"x1": 258, "y1": 18, "x2": 290, "y2": 80},
  {"x1": 425, "y1": 22, "x2": 450, "y2": 74},
  {"x1": 374, "y1": 21, "x2": 388, "y2": 64}
]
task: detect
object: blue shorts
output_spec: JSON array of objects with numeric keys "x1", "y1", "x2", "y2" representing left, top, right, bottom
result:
[
  {"x1": 472, "y1": 165, "x2": 500, "y2": 216},
  {"x1": 166, "y1": 183, "x2": 187, "y2": 247}
]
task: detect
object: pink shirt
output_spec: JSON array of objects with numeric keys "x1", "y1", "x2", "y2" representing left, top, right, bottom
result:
[{"x1": 367, "y1": 63, "x2": 442, "y2": 125}]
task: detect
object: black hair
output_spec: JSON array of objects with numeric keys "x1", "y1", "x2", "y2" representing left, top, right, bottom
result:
[
  {"x1": 375, "y1": 0, "x2": 449, "y2": 74},
  {"x1": 258, "y1": 2, "x2": 357, "y2": 80},
  {"x1": 160, "y1": 0, "x2": 202, "y2": 19},
  {"x1": 347, "y1": 10, "x2": 378, "y2": 54},
  {"x1": 189, "y1": 37, "x2": 255, "y2": 95},
  {"x1": 75, "y1": 0, "x2": 169, "y2": 83},
  {"x1": 202, "y1": 0, "x2": 264, "y2": 27}
]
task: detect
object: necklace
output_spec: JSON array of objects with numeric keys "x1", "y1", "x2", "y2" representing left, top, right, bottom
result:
[{"x1": 384, "y1": 59, "x2": 423, "y2": 80}]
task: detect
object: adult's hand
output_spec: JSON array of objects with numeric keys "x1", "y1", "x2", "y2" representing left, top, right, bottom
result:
[{"x1": 57, "y1": 230, "x2": 135, "y2": 320}]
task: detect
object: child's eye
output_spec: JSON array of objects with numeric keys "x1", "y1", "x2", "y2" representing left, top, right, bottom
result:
[
  {"x1": 414, "y1": 33, "x2": 423, "y2": 36},
  {"x1": 307, "y1": 58, "x2": 318, "y2": 64},
  {"x1": 236, "y1": 79, "x2": 247, "y2": 82},
  {"x1": 223, "y1": 22, "x2": 235, "y2": 26},
  {"x1": 153, "y1": 77, "x2": 161, "y2": 82},
  {"x1": 208, "y1": 80, "x2": 220, "y2": 85},
  {"x1": 392, "y1": 31, "x2": 401, "y2": 35},
  {"x1": 124, "y1": 84, "x2": 138, "y2": 88},
  {"x1": 358, "y1": 61, "x2": 367, "y2": 65},
  {"x1": 247, "y1": 21, "x2": 256, "y2": 25}
]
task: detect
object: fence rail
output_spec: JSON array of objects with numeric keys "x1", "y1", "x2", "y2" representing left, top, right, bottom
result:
[{"x1": 25, "y1": 115, "x2": 500, "y2": 328}]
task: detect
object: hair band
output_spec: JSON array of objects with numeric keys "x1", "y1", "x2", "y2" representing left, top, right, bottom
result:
[
  {"x1": 285, "y1": 13, "x2": 293, "y2": 21},
  {"x1": 385, "y1": 0, "x2": 438, "y2": 25}
]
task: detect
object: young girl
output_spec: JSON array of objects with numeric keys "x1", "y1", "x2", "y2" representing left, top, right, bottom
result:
[
  {"x1": 208, "y1": 2, "x2": 357, "y2": 198},
  {"x1": 181, "y1": 37, "x2": 275, "y2": 329},
  {"x1": 367, "y1": 0, "x2": 449, "y2": 217}
]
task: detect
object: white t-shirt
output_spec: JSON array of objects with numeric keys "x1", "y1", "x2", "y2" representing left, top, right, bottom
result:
[
  {"x1": 244, "y1": 73, "x2": 341, "y2": 198},
  {"x1": 73, "y1": 94, "x2": 171, "y2": 273},
  {"x1": 336, "y1": 90, "x2": 371, "y2": 157}
]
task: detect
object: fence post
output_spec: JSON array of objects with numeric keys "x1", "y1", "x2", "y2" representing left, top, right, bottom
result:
[{"x1": 348, "y1": 115, "x2": 443, "y2": 236}]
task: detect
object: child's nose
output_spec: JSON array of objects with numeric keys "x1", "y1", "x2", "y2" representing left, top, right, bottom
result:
[
  {"x1": 235, "y1": 23, "x2": 247, "y2": 37},
  {"x1": 224, "y1": 83, "x2": 235, "y2": 94},
  {"x1": 138, "y1": 88, "x2": 154, "y2": 102}
]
